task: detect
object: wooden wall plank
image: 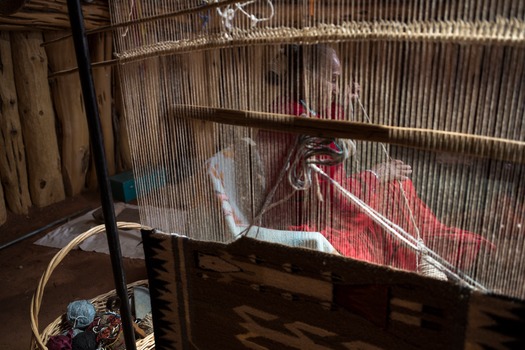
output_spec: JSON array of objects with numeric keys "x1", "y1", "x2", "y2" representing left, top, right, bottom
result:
[
  {"x1": 44, "y1": 31, "x2": 90, "y2": 196},
  {"x1": 11, "y1": 31, "x2": 65, "y2": 207},
  {"x1": 0, "y1": 31, "x2": 31, "y2": 214},
  {"x1": 91, "y1": 31, "x2": 115, "y2": 175}
]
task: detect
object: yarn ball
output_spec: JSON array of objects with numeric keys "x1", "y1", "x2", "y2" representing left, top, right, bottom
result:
[
  {"x1": 46, "y1": 330, "x2": 73, "y2": 350},
  {"x1": 72, "y1": 330, "x2": 97, "y2": 350},
  {"x1": 67, "y1": 300, "x2": 96, "y2": 329}
]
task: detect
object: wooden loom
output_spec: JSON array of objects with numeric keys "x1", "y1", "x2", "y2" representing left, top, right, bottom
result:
[
  {"x1": 53, "y1": 0, "x2": 525, "y2": 348},
  {"x1": 102, "y1": 1, "x2": 525, "y2": 348},
  {"x1": 102, "y1": 1, "x2": 525, "y2": 349}
]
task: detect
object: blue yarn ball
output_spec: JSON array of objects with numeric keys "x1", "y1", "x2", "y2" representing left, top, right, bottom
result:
[{"x1": 67, "y1": 300, "x2": 96, "y2": 329}]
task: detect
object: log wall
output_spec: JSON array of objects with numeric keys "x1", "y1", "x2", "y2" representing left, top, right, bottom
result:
[
  {"x1": 0, "y1": 2, "x2": 130, "y2": 226},
  {"x1": 0, "y1": 31, "x2": 31, "y2": 217},
  {"x1": 44, "y1": 31, "x2": 90, "y2": 197},
  {"x1": 11, "y1": 31, "x2": 66, "y2": 207}
]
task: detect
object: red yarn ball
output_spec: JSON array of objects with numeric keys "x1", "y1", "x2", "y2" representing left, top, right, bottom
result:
[{"x1": 46, "y1": 330, "x2": 73, "y2": 350}]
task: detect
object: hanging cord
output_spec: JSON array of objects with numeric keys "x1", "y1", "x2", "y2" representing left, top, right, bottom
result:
[
  {"x1": 121, "y1": 0, "x2": 136, "y2": 37},
  {"x1": 214, "y1": 0, "x2": 275, "y2": 33},
  {"x1": 355, "y1": 96, "x2": 447, "y2": 280}
]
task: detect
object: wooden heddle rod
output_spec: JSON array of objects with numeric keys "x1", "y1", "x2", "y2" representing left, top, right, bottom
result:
[{"x1": 171, "y1": 105, "x2": 525, "y2": 165}]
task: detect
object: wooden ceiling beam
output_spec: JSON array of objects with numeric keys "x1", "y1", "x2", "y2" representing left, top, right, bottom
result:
[{"x1": 0, "y1": 0, "x2": 109, "y2": 31}]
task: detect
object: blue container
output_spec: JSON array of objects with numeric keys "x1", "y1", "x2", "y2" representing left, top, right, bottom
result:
[
  {"x1": 109, "y1": 171, "x2": 136, "y2": 202},
  {"x1": 110, "y1": 168, "x2": 167, "y2": 202}
]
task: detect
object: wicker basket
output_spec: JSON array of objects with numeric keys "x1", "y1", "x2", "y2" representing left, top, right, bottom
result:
[{"x1": 30, "y1": 222, "x2": 155, "y2": 350}]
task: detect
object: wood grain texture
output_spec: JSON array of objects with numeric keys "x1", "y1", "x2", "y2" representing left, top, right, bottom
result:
[
  {"x1": 44, "y1": 31, "x2": 89, "y2": 196},
  {"x1": 86, "y1": 31, "x2": 115, "y2": 189},
  {"x1": 11, "y1": 31, "x2": 65, "y2": 207},
  {"x1": 0, "y1": 31, "x2": 31, "y2": 214}
]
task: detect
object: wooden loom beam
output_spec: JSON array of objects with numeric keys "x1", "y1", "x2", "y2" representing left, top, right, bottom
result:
[{"x1": 172, "y1": 105, "x2": 525, "y2": 165}]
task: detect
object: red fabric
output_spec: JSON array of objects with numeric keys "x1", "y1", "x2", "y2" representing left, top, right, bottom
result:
[{"x1": 257, "y1": 100, "x2": 492, "y2": 271}]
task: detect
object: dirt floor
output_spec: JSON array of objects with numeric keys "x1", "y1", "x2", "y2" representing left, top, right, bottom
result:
[{"x1": 0, "y1": 191, "x2": 147, "y2": 350}]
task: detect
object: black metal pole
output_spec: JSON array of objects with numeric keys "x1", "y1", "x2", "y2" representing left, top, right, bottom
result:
[{"x1": 65, "y1": 1, "x2": 136, "y2": 349}]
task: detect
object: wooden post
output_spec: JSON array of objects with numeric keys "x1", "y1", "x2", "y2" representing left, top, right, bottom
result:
[
  {"x1": 11, "y1": 31, "x2": 65, "y2": 207},
  {"x1": 87, "y1": 31, "x2": 114, "y2": 189},
  {"x1": 0, "y1": 31, "x2": 31, "y2": 214},
  {"x1": 44, "y1": 31, "x2": 90, "y2": 196}
]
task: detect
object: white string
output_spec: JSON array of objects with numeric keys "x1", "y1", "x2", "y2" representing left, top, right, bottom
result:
[
  {"x1": 355, "y1": 96, "x2": 438, "y2": 276},
  {"x1": 235, "y1": 0, "x2": 275, "y2": 27},
  {"x1": 121, "y1": 0, "x2": 135, "y2": 37},
  {"x1": 311, "y1": 165, "x2": 422, "y2": 251},
  {"x1": 214, "y1": 0, "x2": 275, "y2": 33}
]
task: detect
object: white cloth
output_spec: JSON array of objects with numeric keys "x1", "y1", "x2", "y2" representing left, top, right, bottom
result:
[{"x1": 34, "y1": 204, "x2": 145, "y2": 259}]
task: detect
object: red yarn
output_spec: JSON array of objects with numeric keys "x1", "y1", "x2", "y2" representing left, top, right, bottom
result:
[{"x1": 46, "y1": 329, "x2": 73, "y2": 350}]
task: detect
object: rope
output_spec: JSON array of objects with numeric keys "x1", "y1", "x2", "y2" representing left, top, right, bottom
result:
[{"x1": 214, "y1": 0, "x2": 275, "y2": 34}]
